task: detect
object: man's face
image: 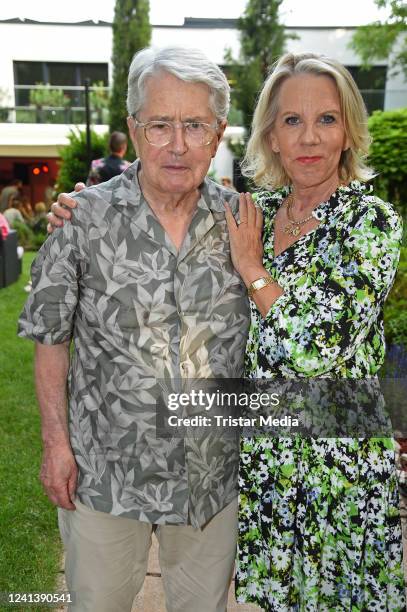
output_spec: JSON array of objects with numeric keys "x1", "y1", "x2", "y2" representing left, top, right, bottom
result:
[{"x1": 127, "y1": 72, "x2": 226, "y2": 197}]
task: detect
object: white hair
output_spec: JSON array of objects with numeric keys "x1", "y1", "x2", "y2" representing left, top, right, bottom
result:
[{"x1": 126, "y1": 46, "x2": 230, "y2": 121}]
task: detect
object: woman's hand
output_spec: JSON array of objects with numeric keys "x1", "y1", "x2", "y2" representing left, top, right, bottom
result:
[
  {"x1": 225, "y1": 192, "x2": 267, "y2": 287},
  {"x1": 46, "y1": 182, "x2": 85, "y2": 233}
]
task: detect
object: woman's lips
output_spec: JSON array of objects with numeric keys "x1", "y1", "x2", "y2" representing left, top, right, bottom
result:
[{"x1": 296, "y1": 156, "x2": 322, "y2": 164}]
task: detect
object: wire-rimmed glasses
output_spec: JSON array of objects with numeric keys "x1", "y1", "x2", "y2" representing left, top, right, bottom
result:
[{"x1": 131, "y1": 116, "x2": 218, "y2": 147}]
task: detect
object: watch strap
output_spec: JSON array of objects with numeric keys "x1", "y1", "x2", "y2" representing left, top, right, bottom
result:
[{"x1": 247, "y1": 275, "x2": 274, "y2": 298}]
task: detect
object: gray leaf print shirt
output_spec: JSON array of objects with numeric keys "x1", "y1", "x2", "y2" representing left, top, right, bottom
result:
[{"x1": 18, "y1": 161, "x2": 250, "y2": 527}]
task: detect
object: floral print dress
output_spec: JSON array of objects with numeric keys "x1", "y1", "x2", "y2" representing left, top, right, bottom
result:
[{"x1": 236, "y1": 182, "x2": 406, "y2": 611}]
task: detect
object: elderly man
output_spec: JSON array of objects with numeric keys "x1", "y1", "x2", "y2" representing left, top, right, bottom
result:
[{"x1": 19, "y1": 47, "x2": 249, "y2": 612}]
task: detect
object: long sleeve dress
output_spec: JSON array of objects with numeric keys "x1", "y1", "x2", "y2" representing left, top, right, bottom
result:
[{"x1": 235, "y1": 182, "x2": 406, "y2": 611}]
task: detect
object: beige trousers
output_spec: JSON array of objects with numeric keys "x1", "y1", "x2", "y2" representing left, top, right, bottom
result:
[{"x1": 58, "y1": 497, "x2": 238, "y2": 612}]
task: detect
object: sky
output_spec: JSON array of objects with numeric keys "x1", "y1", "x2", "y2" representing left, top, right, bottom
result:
[{"x1": 0, "y1": 0, "x2": 390, "y2": 27}]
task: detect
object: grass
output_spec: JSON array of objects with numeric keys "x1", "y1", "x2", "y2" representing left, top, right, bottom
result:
[{"x1": 0, "y1": 252, "x2": 62, "y2": 611}]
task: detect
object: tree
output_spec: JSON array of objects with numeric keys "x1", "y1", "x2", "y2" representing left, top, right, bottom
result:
[
  {"x1": 226, "y1": 0, "x2": 296, "y2": 137},
  {"x1": 350, "y1": 1, "x2": 407, "y2": 78},
  {"x1": 90, "y1": 81, "x2": 110, "y2": 124},
  {"x1": 109, "y1": 0, "x2": 151, "y2": 158},
  {"x1": 57, "y1": 129, "x2": 108, "y2": 192},
  {"x1": 29, "y1": 84, "x2": 69, "y2": 109}
]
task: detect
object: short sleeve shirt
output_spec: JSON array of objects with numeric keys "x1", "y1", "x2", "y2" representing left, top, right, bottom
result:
[{"x1": 19, "y1": 161, "x2": 250, "y2": 527}]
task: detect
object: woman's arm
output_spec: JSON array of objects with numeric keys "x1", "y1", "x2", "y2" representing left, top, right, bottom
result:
[{"x1": 225, "y1": 192, "x2": 284, "y2": 316}]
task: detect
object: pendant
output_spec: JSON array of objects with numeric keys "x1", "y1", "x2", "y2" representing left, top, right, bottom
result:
[{"x1": 284, "y1": 224, "x2": 301, "y2": 236}]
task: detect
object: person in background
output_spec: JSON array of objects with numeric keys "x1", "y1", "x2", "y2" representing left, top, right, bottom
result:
[
  {"x1": 225, "y1": 52, "x2": 405, "y2": 611},
  {"x1": 86, "y1": 131, "x2": 131, "y2": 186},
  {"x1": 4, "y1": 196, "x2": 25, "y2": 226},
  {"x1": 0, "y1": 179, "x2": 23, "y2": 212},
  {"x1": 44, "y1": 178, "x2": 56, "y2": 210},
  {"x1": 0, "y1": 211, "x2": 10, "y2": 239},
  {"x1": 20, "y1": 195, "x2": 34, "y2": 223},
  {"x1": 0, "y1": 209, "x2": 24, "y2": 264},
  {"x1": 32, "y1": 202, "x2": 48, "y2": 234}
]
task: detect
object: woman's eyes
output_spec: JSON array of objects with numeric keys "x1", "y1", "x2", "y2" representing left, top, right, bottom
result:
[
  {"x1": 283, "y1": 114, "x2": 337, "y2": 125},
  {"x1": 284, "y1": 116, "x2": 299, "y2": 125},
  {"x1": 320, "y1": 114, "x2": 336, "y2": 124}
]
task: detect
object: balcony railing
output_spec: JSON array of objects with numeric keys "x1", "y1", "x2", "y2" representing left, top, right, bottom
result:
[
  {"x1": 0, "y1": 84, "x2": 110, "y2": 124},
  {"x1": 0, "y1": 106, "x2": 109, "y2": 124},
  {"x1": 0, "y1": 85, "x2": 405, "y2": 125}
]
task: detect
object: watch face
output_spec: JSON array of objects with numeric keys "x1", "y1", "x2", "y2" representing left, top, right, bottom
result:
[{"x1": 253, "y1": 278, "x2": 266, "y2": 290}]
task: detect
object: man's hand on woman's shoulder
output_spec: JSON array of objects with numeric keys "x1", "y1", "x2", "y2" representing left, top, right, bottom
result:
[{"x1": 47, "y1": 182, "x2": 85, "y2": 233}]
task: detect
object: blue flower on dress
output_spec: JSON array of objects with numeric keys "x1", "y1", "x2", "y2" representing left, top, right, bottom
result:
[
  {"x1": 374, "y1": 539, "x2": 385, "y2": 552},
  {"x1": 299, "y1": 331, "x2": 312, "y2": 346},
  {"x1": 342, "y1": 261, "x2": 359, "y2": 276},
  {"x1": 338, "y1": 584, "x2": 350, "y2": 599},
  {"x1": 306, "y1": 488, "x2": 320, "y2": 503}
]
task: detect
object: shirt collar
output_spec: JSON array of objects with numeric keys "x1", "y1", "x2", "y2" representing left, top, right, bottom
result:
[{"x1": 109, "y1": 160, "x2": 238, "y2": 259}]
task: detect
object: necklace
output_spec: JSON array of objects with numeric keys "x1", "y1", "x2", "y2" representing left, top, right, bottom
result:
[{"x1": 283, "y1": 193, "x2": 315, "y2": 237}]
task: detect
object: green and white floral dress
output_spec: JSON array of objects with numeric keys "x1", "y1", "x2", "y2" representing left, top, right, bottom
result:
[{"x1": 236, "y1": 183, "x2": 406, "y2": 611}]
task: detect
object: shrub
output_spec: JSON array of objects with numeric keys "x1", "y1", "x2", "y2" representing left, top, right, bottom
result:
[
  {"x1": 11, "y1": 221, "x2": 47, "y2": 251},
  {"x1": 29, "y1": 84, "x2": 69, "y2": 109},
  {"x1": 90, "y1": 81, "x2": 110, "y2": 125},
  {"x1": 384, "y1": 246, "x2": 407, "y2": 350},
  {"x1": 368, "y1": 108, "x2": 407, "y2": 215},
  {"x1": 11, "y1": 221, "x2": 35, "y2": 250},
  {"x1": 57, "y1": 128, "x2": 108, "y2": 193},
  {"x1": 32, "y1": 232, "x2": 47, "y2": 250},
  {"x1": 386, "y1": 310, "x2": 407, "y2": 346}
]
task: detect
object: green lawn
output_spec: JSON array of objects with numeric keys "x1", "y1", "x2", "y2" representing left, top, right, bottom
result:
[{"x1": 0, "y1": 252, "x2": 62, "y2": 611}]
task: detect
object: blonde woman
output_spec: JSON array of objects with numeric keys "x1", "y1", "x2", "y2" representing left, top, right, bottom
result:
[{"x1": 225, "y1": 53, "x2": 405, "y2": 611}]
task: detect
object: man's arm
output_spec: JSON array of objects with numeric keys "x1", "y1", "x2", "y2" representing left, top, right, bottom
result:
[{"x1": 35, "y1": 342, "x2": 78, "y2": 510}]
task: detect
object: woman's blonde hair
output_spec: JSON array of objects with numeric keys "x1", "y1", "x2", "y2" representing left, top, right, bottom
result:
[{"x1": 242, "y1": 52, "x2": 374, "y2": 188}]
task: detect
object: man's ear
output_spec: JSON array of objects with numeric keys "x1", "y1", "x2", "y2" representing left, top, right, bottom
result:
[
  {"x1": 127, "y1": 116, "x2": 135, "y2": 139},
  {"x1": 211, "y1": 120, "x2": 227, "y2": 158},
  {"x1": 127, "y1": 116, "x2": 139, "y2": 156}
]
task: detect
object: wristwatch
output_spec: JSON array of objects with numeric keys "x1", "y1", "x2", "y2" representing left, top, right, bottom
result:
[{"x1": 247, "y1": 276, "x2": 274, "y2": 298}]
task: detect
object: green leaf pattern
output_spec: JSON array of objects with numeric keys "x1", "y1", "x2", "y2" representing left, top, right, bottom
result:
[{"x1": 18, "y1": 162, "x2": 249, "y2": 528}]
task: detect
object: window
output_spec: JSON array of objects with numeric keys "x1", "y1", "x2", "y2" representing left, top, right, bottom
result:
[
  {"x1": 47, "y1": 63, "x2": 78, "y2": 87},
  {"x1": 14, "y1": 61, "x2": 108, "y2": 106},
  {"x1": 346, "y1": 66, "x2": 387, "y2": 113}
]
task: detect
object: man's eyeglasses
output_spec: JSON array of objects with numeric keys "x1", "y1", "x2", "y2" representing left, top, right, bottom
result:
[{"x1": 131, "y1": 115, "x2": 218, "y2": 148}]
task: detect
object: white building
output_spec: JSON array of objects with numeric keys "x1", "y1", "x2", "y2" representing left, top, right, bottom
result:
[{"x1": 0, "y1": 16, "x2": 405, "y2": 198}]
